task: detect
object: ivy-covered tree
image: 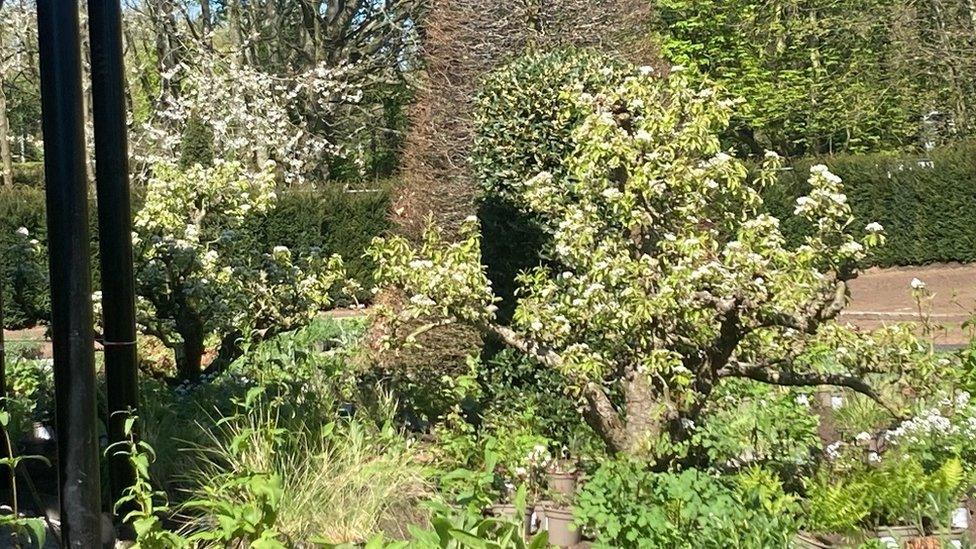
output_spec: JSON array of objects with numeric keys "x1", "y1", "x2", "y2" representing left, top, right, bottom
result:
[
  {"x1": 132, "y1": 161, "x2": 349, "y2": 380},
  {"x1": 369, "y1": 53, "x2": 916, "y2": 458}
]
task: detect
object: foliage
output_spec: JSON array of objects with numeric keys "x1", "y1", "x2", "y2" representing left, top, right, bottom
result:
[
  {"x1": 473, "y1": 48, "x2": 629, "y2": 202},
  {"x1": 0, "y1": 183, "x2": 389, "y2": 330},
  {"x1": 2, "y1": 356, "x2": 54, "y2": 443},
  {"x1": 0, "y1": 187, "x2": 50, "y2": 329},
  {"x1": 401, "y1": 499, "x2": 549, "y2": 549},
  {"x1": 764, "y1": 141, "x2": 976, "y2": 267},
  {"x1": 370, "y1": 51, "x2": 901, "y2": 458},
  {"x1": 805, "y1": 457, "x2": 969, "y2": 532},
  {"x1": 257, "y1": 184, "x2": 392, "y2": 298},
  {"x1": 179, "y1": 321, "x2": 430, "y2": 544},
  {"x1": 692, "y1": 379, "x2": 820, "y2": 472},
  {"x1": 651, "y1": 0, "x2": 922, "y2": 155},
  {"x1": 0, "y1": 405, "x2": 47, "y2": 548},
  {"x1": 131, "y1": 161, "x2": 348, "y2": 379},
  {"x1": 574, "y1": 459, "x2": 800, "y2": 547},
  {"x1": 109, "y1": 416, "x2": 186, "y2": 549}
]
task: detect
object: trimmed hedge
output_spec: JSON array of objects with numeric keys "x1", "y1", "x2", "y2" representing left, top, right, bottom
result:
[
  {"x1": 1, "y1": 183, "x2": 391, "y2": 329},
  {"x1": 763, "y1": 141, "x2": 976, "y2": 267}
]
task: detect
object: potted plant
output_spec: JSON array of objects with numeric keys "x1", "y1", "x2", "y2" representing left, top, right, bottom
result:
[
  {"x1": 547, "y1": 454, "x2": 579, "y2": 499},
  {"x1": 871, "y1": 458, "x2": 969, "y2": 547},
  {"x1": 542, "y1": 496, "x2": 580, "y2": 548},
  {"x1": 490, "y1": 444, "x2": 552, "y2": 537}
]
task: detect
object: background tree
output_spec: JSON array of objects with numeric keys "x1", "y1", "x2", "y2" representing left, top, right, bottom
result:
[
  {"x1": 0, "y1": 0, "x2": 39, "y2": 184},
  {"x1": 650, "y1": 0, "x2": 976, "y2": 155}
]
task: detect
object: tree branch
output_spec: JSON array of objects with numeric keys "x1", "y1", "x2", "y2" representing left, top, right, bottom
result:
[
  {"x1": 718, "y1": 360, "x2": 903, "y2": 419},
  {"x1": 482, "y1": 322, "x2": 629, "y2": 453}
]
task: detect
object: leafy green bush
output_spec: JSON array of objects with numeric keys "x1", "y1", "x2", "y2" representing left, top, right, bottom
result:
[
  {"x1": 574, "y1": 460, "x2": 800, "y2": 547},
  {"x1": 805, "y1": 457, "x2": 968, "y2": 533},
  {"x1": 473, "y1": 48, "x2": 628, "y2": 202},
  {"x1": 258, "y1": 184, "x2": 392, "y2": 295},
  {"x1": 11, "y1": 162, "x2": 44, "y2": 187}
]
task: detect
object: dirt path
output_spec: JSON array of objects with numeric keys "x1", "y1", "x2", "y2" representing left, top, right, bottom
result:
[
  {"x1": 844, "y1": 263, "x2": 976, "y2": 346},
  {"x1": 3, "y1": 264, "x2": 976, "y2": 354}
]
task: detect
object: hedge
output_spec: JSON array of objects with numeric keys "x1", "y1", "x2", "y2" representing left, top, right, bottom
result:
[
  {"x1": 763, "y1": 140, "x2": 976, "y2": 267},
  {"x1": 1, "y1": 183, "x2": 391, "y2": 329}
]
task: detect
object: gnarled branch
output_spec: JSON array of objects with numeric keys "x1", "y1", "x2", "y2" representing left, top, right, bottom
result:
[{"x1": 718, "y1": 359, "x2": 903, "y2": 419}]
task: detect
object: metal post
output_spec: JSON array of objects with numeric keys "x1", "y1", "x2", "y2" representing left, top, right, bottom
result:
[
  {"x1": 87, "y1": 0, "x2": 139, "y2": 513},
  {"x1": 0, "y1": 255, "x2": 7, "y2": 507},
  {"x1": 36, "y1": 1, "x2": 103, "y2": 546}
]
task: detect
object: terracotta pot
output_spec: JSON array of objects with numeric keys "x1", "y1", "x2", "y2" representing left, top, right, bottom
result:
[
  {"x1": 489, "y1": 503, "x2": 533, "y2": 537},
  {"x1": 544, "y1": 505, "x2": 580, "y2": 547}
]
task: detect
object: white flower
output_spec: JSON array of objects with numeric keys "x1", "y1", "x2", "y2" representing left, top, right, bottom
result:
[
  {"x1": 855, "y1": 431, "x2": 872, "y2": 443},
  {"x1": 795, "y1": 394, "x2": 810, "y2": 407},
  {"x1": 865, "y1": 222, "x2": 884, "y2": 233},
  {"x1": 868, "y1": 452, "x2": 881, "y2": 463},
  {"x1": 910, "y1": 278, "x2": 926, "y2": 290},
  {"x1": 826, "y1": 441, "x2": 845, "y2": 460},
  {"x1": 15, "y1": 227, "x2": 29, "y2": 237},
  {"x1": 409, "y1": 294, "x2": 436, "y2": 307},
  {"x1": 712, "y1": 152, "x2": 731, "y2": 165},
  {"x1": 464, "y1": 215, "x2": 478, "y2": 224},
  {"x1": 955, "y1": 391, "x2": 970, "y2": 407},
  {"x1": 764, "y1": 150, "x2": 781, "y2": 160},
  {"x1": 793, "y1": 196, "x2": 814, "y2": 214}
]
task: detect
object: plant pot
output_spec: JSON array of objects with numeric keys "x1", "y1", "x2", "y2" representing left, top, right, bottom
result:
[
  {"x1": 875, "y1": 526, "x2": 965, "y2": 548},
  {"x1": 489, "y1": 503, "x2": 533, "y2": 537},
  {"x1": 547, "y1": 470, "x2": 578, "y2": 498},
  {"x1": 544, "y1": 504, "x2": 580, "y2": 547}
]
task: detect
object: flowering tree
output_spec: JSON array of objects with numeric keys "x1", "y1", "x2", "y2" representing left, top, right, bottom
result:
[
  {"x1": 131, "y1": 38, "x2": 365, "y2": 185},
  {"x1": 133, "y1": 161, "x2": 348, "y2": 380},
  {"x1": 369, "y1": 64, "x2": 908, "y2": 457}
]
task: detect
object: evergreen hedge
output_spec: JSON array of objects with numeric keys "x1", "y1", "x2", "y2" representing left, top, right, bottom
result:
[
  {"x1": 763, "y1": 140, "x2": 976, "y2": 267},
  {"x1": 1, "y1": 183, "x2": 391, "y2": 329}
]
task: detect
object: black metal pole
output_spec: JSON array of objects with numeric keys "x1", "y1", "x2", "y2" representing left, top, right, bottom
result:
[
  {"x1": 37, "y1": 1, "x2": 103, "y2": 546},
  {"x1": 0, "y1": 260, "x2": 7, "y2": 494},
  {"x1": 87, "y1": 0, "x2": 139, "y2": 514}
]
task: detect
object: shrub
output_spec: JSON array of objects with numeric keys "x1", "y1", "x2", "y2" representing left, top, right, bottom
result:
[
  {"x1": 574, "y1": 460, "x2": 800, "y2": 547},
  {"x1": 131, "y1": 161, "x2": 347, "y2": 379},
  {"x1": 11, "y1": 162, "x2": 44, "y2": 187},
  {"x1": 258, "y1": 184, "x2": 392, "y2": 296},
  {"x1": 804, "y1": 457, "x2": 968, "y2": 533},
  {"x1": 180, "y1": 329, "x2": 431, "y2": 544},
  {"x1": 472, "y1": 48, "x2": 628, "y2": 202},
  {"x1": 370, "y1": 55, "x2": 905, "y2": 458}
]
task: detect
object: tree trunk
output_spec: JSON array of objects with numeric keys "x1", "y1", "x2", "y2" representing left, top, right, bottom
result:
[
  {"x1": 175, "y1": 322, "x2": 205, "y2": 380},
  {"x1": 0, "y1": 76, "x2": 12, "y2": 187},
  {"x1": 199, "y1": 0, "x2": 212, "y2": 36}
]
